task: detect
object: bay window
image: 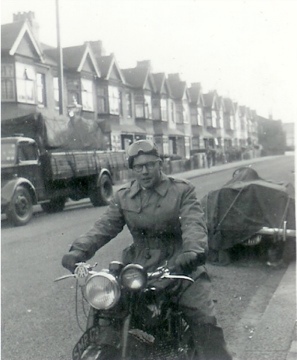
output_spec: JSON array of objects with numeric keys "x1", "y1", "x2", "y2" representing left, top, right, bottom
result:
[
  {"x1": 16, "y1": 62, "x2": 35, "y2": 104},
  {"x1": 53, "y1": 77, "x2": 60, "y2": 110},
  {"x1": 160, "y1": 98, "x2": 167, "y2": 121},
  {"x1": 108, "y1": 85, "x2": 120, "y2": 115},
  {"x1": 126, "y1": 92, "x2": 132, "y2": 117},
  {"x1": 144, "y1": 94, "x2": 152, "y2": 119},
  {"x1": 135, "y1": 94, "x2": 144, "y2": 118},
  {"x1": 97, "y1": 87, "x2": 107, "y2": 113},
  {"x1": 1, "y1": 64, "x2": 15, "y2": 101},
  {"x1": 81, "y1": 78, "x2": 94, "y2": 111},
  {"x1": 36, "y1": 73, "x2": 46, "y2": 107}
]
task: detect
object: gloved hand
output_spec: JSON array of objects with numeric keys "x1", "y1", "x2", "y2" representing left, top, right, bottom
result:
[
  {"x1": 62, "y1": 250, "x2": 87, "y2": 273},
  {"x1": 175, "y1": 251, "x2": 205, "y2": 273}
]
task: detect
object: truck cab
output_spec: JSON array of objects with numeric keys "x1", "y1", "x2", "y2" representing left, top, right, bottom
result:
[{"x1": 1, "y1": 137, "x2": 42, "y2": 225}]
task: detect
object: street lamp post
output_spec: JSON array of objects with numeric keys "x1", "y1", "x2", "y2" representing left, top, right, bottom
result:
[{"x1": 56, "y1": 0, "x2": 64, "y2": 115}]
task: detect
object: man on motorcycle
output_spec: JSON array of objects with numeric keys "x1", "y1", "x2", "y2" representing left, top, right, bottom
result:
[{"x1": 62, "y1": 140, "x2": 232, "y2": 360}]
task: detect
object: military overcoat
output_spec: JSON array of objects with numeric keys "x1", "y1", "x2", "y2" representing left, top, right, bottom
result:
[{"x1": 71, "y1": 173, "x2": 208, "y2": 272}]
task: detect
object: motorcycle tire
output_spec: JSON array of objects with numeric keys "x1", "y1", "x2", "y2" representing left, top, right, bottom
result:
[{"x1": 95, "y1": 345, "x2": 120, "y2": 360}]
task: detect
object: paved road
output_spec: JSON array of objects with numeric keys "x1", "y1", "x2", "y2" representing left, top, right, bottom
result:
[{"x1": 1, "y1": 155, "x2": 294, "y2": 360}]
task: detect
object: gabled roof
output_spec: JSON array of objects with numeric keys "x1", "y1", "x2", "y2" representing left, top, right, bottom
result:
[
  {"x1": 122, "y1": 66, "x2": 147, "y2": 88},
  {"x1": 167, "y1": 74, "x2": 188, "y2": 100},
  {"x1": 223, "y1": 98, "x2": 235, "y2": 113},
  {"x1": 203, "y1": 91, "x2": 218, "y2": 109},
  {"x1": 152, "y1": 73, "x2": 170, "y2": 96},
  {"x1": 1, "y1": 20, "x2": 44, "y2": 62},
  {"x1": 122, "y1": 66, "x2": 156, "y2": 91},
  {"x1": 188, "y1": 83, "x2": 204, "y2": 106},
  {"x1": 96, "y1": 54, "x2": 125, "y2": 83},
  {"x1": 44, "y1": 42, "x2": 100, "y2": 76},
  {"x1": 239, "y1": 105, "x2": 247, "y2": 115},
  {"x1": 217, "y1": 96, "x2": 225, "y2": 110}
]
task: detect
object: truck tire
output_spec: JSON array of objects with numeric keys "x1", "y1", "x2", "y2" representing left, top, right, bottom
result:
[
  {"x1": 41, "y1": 197, "x2": 66, "y2": 213},
  {"x1": 6, "y1": 186, "x2": 33, "y2": 226},
  {"x1": 90, "y1": 174, "x2": 113, "y2": 207}
]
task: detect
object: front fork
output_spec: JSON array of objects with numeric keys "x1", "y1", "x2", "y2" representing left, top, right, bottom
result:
[
  {"x1": 86, "y1": 304, "x2": 133, "y2": 359},
  {"x1": 121, "y1": 313, "x2": 132, "y2": 359}
]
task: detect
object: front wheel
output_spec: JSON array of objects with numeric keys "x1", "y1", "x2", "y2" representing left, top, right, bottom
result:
[
  {"x1": 95, "y1": 345, "x2": 120, "y2": 360},
  {"x1": 90, "y1": 174, "x2": 113, "y2": 207},
  {"x1": 6, "y1": 186, "x2": 33, "y2": 226}
]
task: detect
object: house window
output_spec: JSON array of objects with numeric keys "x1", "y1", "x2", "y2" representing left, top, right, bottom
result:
[
  {"x1": 176, "y1": 103, "x2": 183, "y2": 123},
  {"x1": 230, "y1": 115, "x2": 234, "y2": 130},
  {"x1": 170, "y1": 101, "x2": 175, "y2": 124},
  {"x1": 211, "y1": 110, "x2": 217, "y2": 128},
  {"x1": 219, "y1": 111, "x2": 224, "y2": 128},
  {"x1": 185, "y1": 136, "x2": 190, "y2": 159},
  {"x1": 66, "y1": 78, "x2": 80, "y2": 106},
  {"x1": 144, "y1": 94, "x2": 152, "y2": 119},
  {"x1": 190, "y1": 107, "x2": 197, "y2": 125},
  {"x1": 135, "y1": 94, "x2": 144, "y2": 118},
  {"x1": 197, "y1": 107, "x2": 203, "y2": 126},
  {"x1": 36, "y1": 73, "x2": 46, "y2": 107},
  {"x1": 53, "y1": 77, "x2": 60, "y2": 110},
  {"x1": 108, "y1": 85, "x2": 120, "y2": 115},
  {"x1": 126, "y1": 92, "x2": 132, "y2": 117},
  {"x1": 182, "y1": 99, "x2": 189, "y2": 124},
  {"x1": 160, "y1": 98, "x2": 167, "y2": 121},
  {"x1": 97, "y1": 87, "x2": 107, "y2": 113},
  {"x1": 16, "y1": 63, "x2": 35, "y2": 104},
  {"x1": 1, "y1": 64, "x2": 15, "y2": 101},
  {"x1": 81, "y1": 78, "x2": 94, "y2": 111},
  {"x1": 119, "y1": 90, "x2": 123, "y2": 116}
]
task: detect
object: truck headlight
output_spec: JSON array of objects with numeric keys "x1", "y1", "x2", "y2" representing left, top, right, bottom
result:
[
  {"x1": 120, "y1": 264, "x2": 147, "y2": 290},
  {"x1": 85, "y1": 272, "x2": 120, "y2": 310}
]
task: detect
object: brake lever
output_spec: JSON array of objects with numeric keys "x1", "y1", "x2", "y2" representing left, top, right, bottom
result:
[
  {"x1": 54, "y1": 262, "x2": 98, "y2": 282},
  {"x1": 54, "y1": 274, "x2": 76, "y2": 282}
]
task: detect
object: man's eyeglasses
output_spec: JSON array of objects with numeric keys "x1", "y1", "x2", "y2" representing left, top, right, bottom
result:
[{"x1": 133, "y1": 160, "x2": 160, "y2": 173}]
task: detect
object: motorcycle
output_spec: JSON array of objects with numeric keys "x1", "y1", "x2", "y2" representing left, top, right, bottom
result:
[{"x1": 55, "y1": 261, "x2": 198, "y2": 360}]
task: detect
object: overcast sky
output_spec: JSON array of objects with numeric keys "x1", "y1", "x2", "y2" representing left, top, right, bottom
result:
[{"x1": 1, "y1": 0, "x2": 297, "y2": 123}]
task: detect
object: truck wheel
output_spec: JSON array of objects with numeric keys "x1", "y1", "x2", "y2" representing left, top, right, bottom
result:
[
  {"x1": 6, "y1": 186, "x2": 33, "y2": 226},
  {"x1": 41, "y1": 197, "x2": 66, "y2": 213},
  {"x1": 90, "y1": 174, "x2": 113, "y2": 207}
]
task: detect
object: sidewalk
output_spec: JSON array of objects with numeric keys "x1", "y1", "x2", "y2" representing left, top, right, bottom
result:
[{"x1": 241, "y1": 261, "x2": 296, "y2": 360}]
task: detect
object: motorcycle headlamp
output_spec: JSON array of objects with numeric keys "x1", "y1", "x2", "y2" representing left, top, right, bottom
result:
[
  {"x1": 85, "y1": 272, "x2": 121, "y2": 310},
  {"x1": 120, "y1": 264, "x2": 147, "y2": 290}
]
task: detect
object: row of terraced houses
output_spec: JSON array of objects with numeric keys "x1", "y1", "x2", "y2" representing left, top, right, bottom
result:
[{"x1": 2, "y1": 12, "x2": 260, "y2": 163}]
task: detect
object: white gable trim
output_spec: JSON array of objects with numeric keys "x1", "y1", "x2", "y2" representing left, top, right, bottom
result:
[
  {"x1": 9, "y1": 21, "x2": 44, "y2": 62},
  {"x1": 77, "y1": 44, "x2": 101, "y2": 77},
  {"x1": 106, "y1": 56, "x2": 125, "y2": 84}
]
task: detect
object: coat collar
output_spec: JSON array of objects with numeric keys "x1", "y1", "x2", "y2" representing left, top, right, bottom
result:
[{"x1": 129, "y1": 173, "x2": 170, "y2": 198}]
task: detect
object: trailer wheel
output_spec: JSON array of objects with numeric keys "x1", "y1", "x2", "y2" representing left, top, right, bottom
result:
[
  {"x1": 90, "y1": 174, "x2": 113, "y2": 207},
  {"x1": 6, "y1": 186, "x2": 33, "y2": 226},
  {"x1": 41, "y1": 197, "x2": 66, "y2": 213}
]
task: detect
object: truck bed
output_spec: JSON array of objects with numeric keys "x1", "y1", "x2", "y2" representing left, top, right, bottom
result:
[{"x1": 49, "y1": 150, "x2": 127, "y2": 180}]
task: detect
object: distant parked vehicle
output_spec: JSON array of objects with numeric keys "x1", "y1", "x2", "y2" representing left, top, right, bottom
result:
[{"x1": 201, "y1": 167, "x2": 296, "y2": 265}]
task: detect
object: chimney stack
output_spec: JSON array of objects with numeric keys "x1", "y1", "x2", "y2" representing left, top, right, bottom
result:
[{"x1": 13, "y1": 11, "x2": 40, "y2": 41}]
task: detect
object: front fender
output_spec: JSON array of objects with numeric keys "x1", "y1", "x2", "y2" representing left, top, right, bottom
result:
[
  {"x1": 98, "y1": 168, "x2": 113, "y2": 184},
  {"x1": 1, "y1": 178, "x2": 37, "y2": 209}
]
